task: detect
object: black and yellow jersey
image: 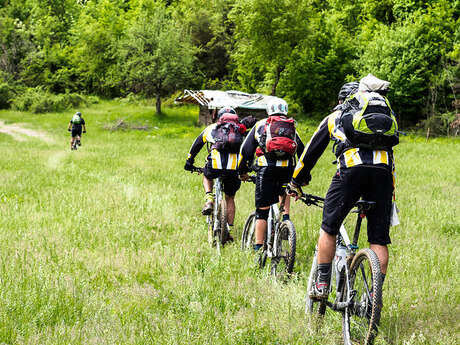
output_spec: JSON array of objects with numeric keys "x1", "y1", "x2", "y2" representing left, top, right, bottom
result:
[
  {"x1": 187, "y1": 123, "x2": 239, "y2": 170},
  {"x1": 292, "y1": 110, "x2": 395, "y2": 185},
  {"x1": 238, "y1": 118, "x2": 305, "y2": 173}
]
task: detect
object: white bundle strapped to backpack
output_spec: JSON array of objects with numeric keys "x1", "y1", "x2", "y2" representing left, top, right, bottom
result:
[{"x1": 359, "y1": 74, "x2": 391, "y2": 93}]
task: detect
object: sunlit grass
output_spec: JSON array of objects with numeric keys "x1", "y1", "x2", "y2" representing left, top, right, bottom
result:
[{"x1": 0, "y1": 101, "x2": 458, "y2": 344}]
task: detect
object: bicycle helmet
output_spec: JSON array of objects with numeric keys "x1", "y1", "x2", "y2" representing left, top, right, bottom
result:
[
  {"x1": 217, "y1": 106, "x2": 236, "y2": 119},
  {"x1": 338, "y1": 82, "x2": 359, "y2": 102},
  {"x1": 266, "y1": 98, "x2": 288, "y2": 116},
  {"x1": 75, "y1": 111, "x2": 82, "y2": 116}
]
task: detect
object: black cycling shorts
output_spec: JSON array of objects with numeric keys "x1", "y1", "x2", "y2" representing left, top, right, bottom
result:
[
  {"x1": 71, "y1": 128, "x2": 82, "y2": 138},
  {"x1": 203, "y1": 164, "x2": 241, "y2": 197},
  {"x1": 255, "y1": 166, "x2": 293, "y2": 208},
  {"x1": 322, "y1": 166, "x2": 393, "y2": 245}
]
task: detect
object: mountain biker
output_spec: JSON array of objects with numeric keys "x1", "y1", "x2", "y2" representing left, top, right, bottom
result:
[
  {"x1": 184, "y1": 106, "x2": 247, "y2": 241},
  {"x1": 67, "y1": 111, "x2": 86, "y2": 150},
  {"x1": 289, "y1": 75, "x2": 397, "y2": 300},
  {"x1": 238, "y1": 98, "x2": 305, "y2": 251}
]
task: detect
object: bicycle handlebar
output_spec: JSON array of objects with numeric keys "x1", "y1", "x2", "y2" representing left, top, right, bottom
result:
[
  {"x1": 285, "y1": 184, "x2": 324, "y2": 208},
  {"x1": 190, "y1": 166, "x2": 204, "y2": 174},
  {"x1": 298, "y1": 193, "x2": 325, "y2": 208}
]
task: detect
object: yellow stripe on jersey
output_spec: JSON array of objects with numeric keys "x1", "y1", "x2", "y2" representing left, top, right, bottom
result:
[
  {"x1": 211, "y1": 149, "x2": 222, "y2": 169},
  {"x1": 276, "y1": 159, "x2": 289, "y2": 167},
  {"x1": 328, "y1": 113, "x2": 337, "y2": 137},
  {"x1": 257, "y1": 155, "x2": 268, "y2": 166},
  {"x1": 373, "y1": 150, "x2": 389, "y2": 165},
  {"x1": 227, "y1": 153, "x2": 238, "y2": 170},
  {"x1": 202, "y1": 124, "x2": 216, "y2": 143},
  {"x1": 344, "y1": 148, "x2": 363, "y2": 167},
  {"x1": 237, "y1": 154, "x2": 243, "y2": 168}
]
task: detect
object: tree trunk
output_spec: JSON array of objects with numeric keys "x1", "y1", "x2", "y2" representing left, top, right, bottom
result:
[
  {"x1": 271, "y1": 65, "x2": 285, "y2": 96},
  {"x1": 156, "y1": 94, "x2": 161, "y2": 114}
]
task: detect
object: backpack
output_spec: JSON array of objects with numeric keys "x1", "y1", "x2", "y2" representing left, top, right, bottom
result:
[
  {"x1": 71, "y1": 114, "x2": 81, "y2": 125},
  {"x1": 259, "y1": 116, "x2": 297, "y2": 159},
  {"x1": 339, "y1": 91, "x2": 399, "y2": 151},
  {"x1": 211, "y1": 113, "x2": 244, "y2": 153}
]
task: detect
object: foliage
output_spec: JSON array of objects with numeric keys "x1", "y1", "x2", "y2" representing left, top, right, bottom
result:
[
  {"x1": 354, "y1": 1, "x2": 459, "y2": 125},
  {"x1": 10, "y1": 87, "x2": 95, "y2": 113},
  {"x1": 0, "y1": 82, "x2": 13, "y2": 109},
  {"x1": 0, "y1": 0, "x2": 458, "y2": 127},
  {"x1": 118, "y1": 1, "x2": 196, "y2": 113}
]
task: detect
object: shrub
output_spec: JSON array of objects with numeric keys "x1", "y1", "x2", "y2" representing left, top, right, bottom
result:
[
  {"x1": 0, "y1": 83, "x2": 13, "y2": 109},
  {"x1": 10, "y1": 87, "x2": 98, "y2": 113}
]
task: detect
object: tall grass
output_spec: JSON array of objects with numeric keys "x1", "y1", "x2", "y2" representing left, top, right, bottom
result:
[{"x1": 0, "y1": 102, "x2": 458, "y2": 344}]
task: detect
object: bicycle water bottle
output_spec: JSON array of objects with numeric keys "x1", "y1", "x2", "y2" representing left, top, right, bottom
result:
[{"x1": 335, "y1": 244, "x2": 347, "y2": 291}]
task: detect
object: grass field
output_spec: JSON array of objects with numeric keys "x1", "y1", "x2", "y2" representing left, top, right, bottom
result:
[{"x1": 0, "y1": 102, "x2": 459, "y2": 344}]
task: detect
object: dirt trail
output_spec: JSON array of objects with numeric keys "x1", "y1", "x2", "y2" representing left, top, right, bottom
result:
[{"x1": 0, "y1": 120, "x2": 54, "y2": 143}]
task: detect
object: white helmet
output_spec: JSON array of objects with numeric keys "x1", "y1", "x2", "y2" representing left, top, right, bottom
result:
[{"x1": 266, "y1": 98, "x2": 288, "y2": 116}]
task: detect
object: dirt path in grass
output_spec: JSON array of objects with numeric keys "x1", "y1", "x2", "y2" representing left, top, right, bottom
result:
[{"x1": 0, "y1": 120, "x2": 54, "y2": 143}]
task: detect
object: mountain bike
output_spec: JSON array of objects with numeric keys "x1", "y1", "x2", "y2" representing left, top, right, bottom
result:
[
  {"x1": 241, "y1": 175, "x2": 296, "y2": 278},
  {"x1": 191, "y1": 166, "x2": 229, "y2": 254},
  {"x1": 296, "y1": 190, "x2": 383, "y2": 345}
]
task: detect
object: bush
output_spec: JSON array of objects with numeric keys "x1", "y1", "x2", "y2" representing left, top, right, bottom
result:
[
  {"x1": 0, "y1": 83, "x2": 13, "y2": 109},
  {"x1": 10, "y1": 87, "x2": 98, "y2": 113}
]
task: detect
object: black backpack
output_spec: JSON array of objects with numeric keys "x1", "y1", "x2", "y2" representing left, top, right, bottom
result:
[
  {"x1": 211, "y1": 113, "x2": 244, "y2": 153},
  {"x1": 339, "y1": 91, "x2": 399, "y2": 150}
]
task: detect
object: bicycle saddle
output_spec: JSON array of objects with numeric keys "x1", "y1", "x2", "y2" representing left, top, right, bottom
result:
[{"x1": 356, "y1": 200, "x2": 376, "y2": 212}]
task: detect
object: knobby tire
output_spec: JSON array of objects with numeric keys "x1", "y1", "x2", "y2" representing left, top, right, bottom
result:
[
  {"x1": 241, "y1": 212, "x2": 256, "y2": 251},
  {"x1": 342, "y1": 248, "x2": 383, "y2": 345},
  {"x1": 271, "y1": 220, "x2": 296, "y2": 278}
]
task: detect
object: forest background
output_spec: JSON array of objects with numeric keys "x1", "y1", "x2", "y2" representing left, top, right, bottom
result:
[{"x1": 0, "y1": 0, "x2": 459, "y2": 132}]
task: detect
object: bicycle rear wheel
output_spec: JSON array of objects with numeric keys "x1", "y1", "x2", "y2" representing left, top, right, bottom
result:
[
  {"x1": 217, "y1": 198, "x2": 228, "y2": 246},
  {"x1": 207, "y1": 213, "x2": 215, "y2": 248},
  {"x1": 342, "y1": 248, "x2": 383, "y2": 345},
  {"x1": 271, "y1": 220, "x2": 296, "y2": 278},
  {"x1": 241, "y1": 212, "x2": 256, "y2": 250},
  {"x1": 305, "y1": 251, "x2": 327, "y2": 316}
]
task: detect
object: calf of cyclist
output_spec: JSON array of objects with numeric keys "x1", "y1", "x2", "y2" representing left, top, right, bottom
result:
[
  {"x1": 184, "y1": 106, "x2": 246, "y2": 240},
  {"x1": 67, "y1": 111, "x2": 86, "y2": 150},
  {"x1": 289, "y1": 78, "x2": 396, "y2": 300},
  {"x1": 238, "y1": 98, "x2": 304, "y2": 251}
]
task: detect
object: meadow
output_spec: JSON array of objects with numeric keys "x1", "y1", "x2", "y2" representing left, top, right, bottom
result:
[{"x1": 0, "y1": 102, "x2": 458, "y2": 344}]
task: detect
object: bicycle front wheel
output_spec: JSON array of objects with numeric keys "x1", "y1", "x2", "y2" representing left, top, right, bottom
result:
[
  {"x1": 305, "y1": 251, "x2": 327, "y2": 316},
  {"x1": 271, "y1": 220, "x2": 296, "y2": 277},
  {"x1": 342, "y1": 248, "x2": 383, "y2": 345},
  {"x1": 241, "y1": 212, "x2": 256, "y2": 250}
]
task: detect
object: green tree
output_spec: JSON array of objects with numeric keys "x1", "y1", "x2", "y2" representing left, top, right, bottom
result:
[
  {"x1": 119, "y1": 3, "x2": 196, "y2": 114},
  {"x1": 354, "y1": 1, "x2": 459, "y2": 125},
  {"x1": 229, "y1": 0, "x2": 310, "y2": 96}
]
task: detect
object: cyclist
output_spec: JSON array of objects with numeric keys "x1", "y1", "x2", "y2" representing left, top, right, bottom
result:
[
  {"x1": 184, "y1": 106, "x2": 246, "y2": 241},
  {"x1": 289, "y1": 76, "x2": 397, "y2": 300},
  {"x1": 238, "y1": 98, "x2": 304, "y2": 251},
  {"x1": 67, "y1": 111, "x2": 86, "y2": 150}
]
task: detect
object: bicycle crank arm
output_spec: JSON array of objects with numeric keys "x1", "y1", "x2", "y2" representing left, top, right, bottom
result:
[{"x1": 327, "y1": 290, "x2": 357, "y2": 311}]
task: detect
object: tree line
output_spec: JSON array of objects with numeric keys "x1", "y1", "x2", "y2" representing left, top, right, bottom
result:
[{"x1": 0, "y1": 0, "x2": 458, "y2": 129}]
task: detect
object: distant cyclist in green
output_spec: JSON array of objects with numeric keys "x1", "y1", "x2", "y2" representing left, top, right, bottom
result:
[{"x1": 67, "y1": 111, "x2": 86, "y2": 150}]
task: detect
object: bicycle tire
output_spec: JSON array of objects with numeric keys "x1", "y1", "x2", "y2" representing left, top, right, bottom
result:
[
  {"x1": 241, "y1": 212, "x2": 256, "y2": 251},
  {"x1": 342, "y1": 248, "x2": 383, "y2": 345},
  {"x1": 207, "y1": 213, "x2": 215, "y2": 248},
  {"x1": 271, "y1": 220, "x2": 296, "y2": 277},
  {"x1": 217, "y1": 198, "x2": 228, "y2": 246},
  {"x1": 305, "y1": 252, "x2": 327, "y2": 316}
]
